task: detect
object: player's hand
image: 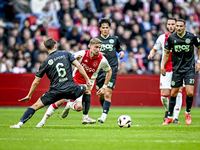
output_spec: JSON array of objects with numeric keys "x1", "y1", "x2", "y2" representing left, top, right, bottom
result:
[
  {"x1": 148, "y1": 54, "x2": 153, "y2": 60},
  {"x1": 86, "y1": 81, "x2": 92, "y2": 91},
  {"x1": 96, "y1": 88, "x2": 105, "y2": 95},
  {"x1": 195, "y1": 63, "x2": 200, "y2": 72},
  {"x1": 18, "y1": 96, "x2": 31, "y2": 103},
  {"x1": 75, "y1": 54, "x2": 83, "y2": 60},
  {"x1": 99, "y1": 52, "x2": 105, "y2": 55},
  {"x1": 161, "y1": 68, "x2": 166, "y2": 76},
  {"x1": 118, "y1": 51, "x2": 124, "y2": 59}
]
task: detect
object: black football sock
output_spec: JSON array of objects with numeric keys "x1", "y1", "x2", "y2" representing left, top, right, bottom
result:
[
  {"x1": 168, "y1": 96, "x2": 176, "y2": 117},
  {"x1": 186, "y1": 96, "x2": 193, "y2": 113},
  {"x1": 100, "y1": 99, "x2": 104, "y2": 107},
  {"x1": 20, "y1": 107, "x2": 35, "y2": 124},
  {"x1": 82, "y1": 94, "x2": 91, "y2": 115},
  {"x1": 102, "y1": 100, "x2": 111, "y2": 114}
]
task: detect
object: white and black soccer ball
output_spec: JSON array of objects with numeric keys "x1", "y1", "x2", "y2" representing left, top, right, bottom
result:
[{"x1": 118, "y1": 115, "x2": 132, "y2": 128}]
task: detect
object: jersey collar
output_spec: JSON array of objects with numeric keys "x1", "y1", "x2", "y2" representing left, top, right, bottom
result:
[
  {"x1": 176, "y1": 31, "x2": 186, "y2": 38},
  {"x1": 49, "y1": 50, "x2": 57, "y2": 55},
  {"x1": 101, "y1": 34, "x2": 110, "y2": 39}
]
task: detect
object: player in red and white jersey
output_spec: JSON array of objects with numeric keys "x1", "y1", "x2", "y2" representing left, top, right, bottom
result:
[
  {"x1": 36, "y1": 38, "x2": 112, "y2": 127},
  {"x1": 148, "y1": 17, "x2": 183, "y2": 123}
]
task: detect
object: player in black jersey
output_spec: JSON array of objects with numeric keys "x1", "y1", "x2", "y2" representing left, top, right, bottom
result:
[
  {"x1": 161, "y1": 19, "x2": 200, "y2": 125},
  {"x1": 95, "y1": 18, "x2": 124, "y2": 123},
  {"x1": 10, "y1": 37, "x2": 92, "y2": 128}
]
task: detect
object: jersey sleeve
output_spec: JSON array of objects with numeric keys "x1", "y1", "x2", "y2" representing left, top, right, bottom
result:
[
  {"x1": 101, "y1": 56, "x2": 111, "y2": 72},
  {"x1": 35, "y1": 60, "x2": 48, "y2": 79},
  {"x1": 164, "y1": 37, "x2": 172, "y2": 51},
  {"x1": 67, "y1": 51, "x2": 76, "y2": 64},
  {"x1": 115, "y1": 36, "x2": 124, "y2": 53},
  {"x1": 193, "y1": 35, "x2": 200, "y2": 48},
  {"x1": 153, "y1": 35, "x2": 162, "y2": 50}
]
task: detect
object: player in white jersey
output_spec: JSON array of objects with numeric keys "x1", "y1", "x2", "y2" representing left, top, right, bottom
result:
[
  {"x1": 36, "y1": 38, "x2": 112, "y2": 127},
  {"x1": 148, "y1": 18, "x2": 183, "y2": 123}
]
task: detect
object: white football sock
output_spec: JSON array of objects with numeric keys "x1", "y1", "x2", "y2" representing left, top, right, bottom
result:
[
  {"x1": 82, "y1": 114, "x2": 88, "y2": 118},
  {"x1": 40, "y1": 104, "x2": 57, "y2": 123},
  {"x1": 67, "y1": 102, "x2": 75, "y2": 111},
  {"x1": 101, "y1": 113, "x2": 107, "y2": 121},
  {"x1": 174, "y1": 92, "x2": 182, "y2": 119},
  {"x1": 161, "y1": 96, "x2": 169, "y2": 111}
]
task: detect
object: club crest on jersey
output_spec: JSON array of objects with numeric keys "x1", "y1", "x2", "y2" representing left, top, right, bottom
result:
[
  {"x1": 48, "y1": 59, "x2": 54, "y2": 65},
  {"x1": 93, "y1": 62, "x2": 98, "y2": 67},
  {"x1": 84, "y1": 59, "x2": 88, "y2": 62},
  {"x1": 185, "y1": 39, "x2": 190, "y2": 44},
  {"x1": 109, "y1": 39, "x2": 114, "y2": 43},
  {"x1": 171, "y1": 81, "x2": 175, "y2": 86}
]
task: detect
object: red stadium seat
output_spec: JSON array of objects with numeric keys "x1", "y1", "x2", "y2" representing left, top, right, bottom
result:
[
  {"x1": 47, "y1": 27, "x2": 60, "y2": 42},
  {"x1": 28, "y1": 15, "x2": 37, "y2": 25}
]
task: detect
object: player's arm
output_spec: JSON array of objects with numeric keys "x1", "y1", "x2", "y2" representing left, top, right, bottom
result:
[
  {"x1": 196, "y1": 47, "x2": 200, "y2": 72},
  {"x1": 161, "y1": 50, "x2": 170, "y2": 76},
  {"x1": 148, "y1": 48, "x2": 157, "y2": 60},
  {"x1": 73, "y1": 60, "x2": 92, "y2": 90},
  {"x1": 97, "y1": 68, "x2": 112, "y2": 95},
  {"x1": 116, "y1": 36, "x2": 125, "y2": 59},
  {"x1": 19, "y1": 77, "x2": 41, "y2": 102}
]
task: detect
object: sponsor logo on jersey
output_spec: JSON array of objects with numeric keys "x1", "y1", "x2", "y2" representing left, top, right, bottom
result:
[
  {"x1": 174, "y1": 45, "x2": 190, "y2": 52},
  {"x1": 174, "y1": 40, "x2": 176, "y2": 43},
  {"x1": 100, "y1": 44, "x2": 114, "y2": 51},
  {"x1": 81, "y1": 63, "x2": 95, "y2": 72},
  {"x1": 48, "y1": 59, "x2": 54, "y2": 65},
  {"x1": 185, "y1": 39, "x2": 190, "y2": 44},
  {"x1": 84, "y1": 59, "x2": 88, "y2": 62}
]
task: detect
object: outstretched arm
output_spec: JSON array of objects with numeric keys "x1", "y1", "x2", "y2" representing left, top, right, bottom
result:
[
  {"x1": 73, "y1": 60, "x2": 92, "y2": 90},
  {"x1": 19, "y1": 77, "x2": 41, "y2": 102},
  {"x1": 148, "y1": 48, "x2": 157, "y2": 60},
  {"x1": 97, "y1": 68, "x2": 112, "y2": 95}
]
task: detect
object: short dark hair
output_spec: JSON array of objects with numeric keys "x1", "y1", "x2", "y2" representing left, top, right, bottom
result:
[
  {"x1": 167, "y1": 17, "x2": 177, "y2": 23},
  {"x1": 98, "y1": 18, "x2": 111, "y2": 27},
  {"x1": 44, "y1": 37, "x2": 56, "y2": 50},
  {"x1": 177, "y1": 19, "x2": 186, "y2": 25}
]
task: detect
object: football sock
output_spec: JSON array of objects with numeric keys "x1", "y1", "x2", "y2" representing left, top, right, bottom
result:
[
  {"x1": 102, "y1": 100, "x2": 111, "y2": 114},
  {"x1": 168, "y1": 96, "x2": 176, "y2": 117},
  {"x1": 82, "y1": 94, "x2": 91, "y2": 115},
  {"x1": 186, "y1": 95, "x2": 193, "y2": 113},
  {"x1": 100, "y1": 99, "x2": 104, "y2": 107},
  {"x1": 41, "y1": 104, "x2": 57, "y2": 123},
  {"x1": 67, "y1": 102, "x2": 75, "y2": 110},
  {"x1": 174, "y1": 92, "x2": 182, "y2": 119},
  {"x1": 161, "y1": 95, "x2": 169, "y2": 111},
  {"x1": 20, "y1": 107, "x2": 35, "y2": 124}
]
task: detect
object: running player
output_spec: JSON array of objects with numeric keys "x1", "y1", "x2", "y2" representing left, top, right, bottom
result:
[
  {"x1": 148, "y1": 17, "x2": 183, "y2": 123},
  {"x1": 95, "y1": 18, "x2": 124, "y2": 123},
  {"x1": 36, "y1": 38, "x2": 112, "y2": 127},
  {"x1": 10, "y1": 37, "x2": 92, "y2": 128},
  {"x1": 161, "y1": 19, "x2": 200, "y2": 125}
]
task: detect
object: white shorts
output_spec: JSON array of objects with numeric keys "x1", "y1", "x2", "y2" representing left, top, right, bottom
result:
[
  {"x1": 160, "y1": 72, "x2": 185, "y2": 89},
  {"x1": 160, "y1": 72, "x2": 173, "y2": 89}
]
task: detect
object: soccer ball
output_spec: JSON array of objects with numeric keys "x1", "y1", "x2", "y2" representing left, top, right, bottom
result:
[{"x1": 118, "y1": 115, "x2": 132, "y2": 128}]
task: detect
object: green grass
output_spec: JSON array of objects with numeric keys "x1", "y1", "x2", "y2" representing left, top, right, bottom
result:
[{"x1": 0, "y1": 107, "x2": 200, "y2": 150}]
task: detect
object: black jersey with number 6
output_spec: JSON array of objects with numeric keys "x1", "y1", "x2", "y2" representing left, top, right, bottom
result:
[
  {"x1": 36, "y1": 51, "x2": 77, "y2": 91},
  {"x1": 96, "y1": 35, "x2": 123, "y2": 67},
  {"x1": 165, "y1": 31, "x2": 200, "y2": 73}
]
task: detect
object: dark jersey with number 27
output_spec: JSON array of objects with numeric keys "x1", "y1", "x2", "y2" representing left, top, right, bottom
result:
[
  {"x1": 36, "y1": 51, "x2": 77, "y2": 91},
  {"x1": 165, "y1": 31, "x2": 200, "y2": 73}
]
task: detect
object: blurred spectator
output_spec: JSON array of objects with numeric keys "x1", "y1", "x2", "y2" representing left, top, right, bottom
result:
[
  {"x1": 118, "y1": 61, "x2": 128, "y2": 74},
  {"x1": 23, "y1": 52, "x2": 34, "y2": 73},
  {"x1": 31, "y1": 61, "x2": 40, "y2": 73},
  {"x1": 128, "y1": 39, "x2": 138, "y2": 53},
  {"x1": 88, "y1": 18, "x2": 99, "y2": 38},
  {"x1": 0, "y1": 55, "x2": 7, "y2": 73},
  {"x1": 186, "y1": 14, "x2": 198, "y2": 31},
  {"x1": 126, "y1": 52, "x2": 137, "y2": 74},
  {"x1": 80, "y1": 3, "x2": 94, "y2": 23},
  {"x1": 77, "y1": 0, "x2": 97, "y2": 14},
  {"x1": 66, "y1": 27, "x2": 81, "y2": 46},
  {"x1": 150, "y1": 3, "x2": 163, "y2": 28},
  {"x1": 60, "y1": 13, "x2": 73, "y2": 37},
  {"x1": 123, "y1": 0, "x2": 143, "y2": 14},
  {"x1": 4, "y1": 59, "x2": 13, "y2": 73},
  {"x1": 12, "y1": 59, "x2": 26, "y2": 74}
]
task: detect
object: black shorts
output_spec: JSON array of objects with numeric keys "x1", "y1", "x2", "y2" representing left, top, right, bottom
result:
[
  {"x1": 171, "y1": 68, "x2": 195, "y2": 88},
  {"x1": 40, "y1": 84, "x2": 86, "y2": 106},
  {"x1": 96, "y1": 66, "x2": 118, "y2": 90}
]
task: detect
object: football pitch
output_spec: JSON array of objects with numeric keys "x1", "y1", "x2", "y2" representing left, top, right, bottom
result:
[{"x1": 0, "y1": 107, "x2": 200, "y2": 150}]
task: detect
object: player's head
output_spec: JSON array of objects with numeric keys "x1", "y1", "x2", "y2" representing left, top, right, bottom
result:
[
  {"x1": 166, "y1": 17, "x2": 176, "y2": 34},
  {"x1": 176, "y1": 19, "x2": 186, "y2": 36},
  {"x1": 99, "y1": 18, "x2": 111, "y2": 37},
  {"x1": 44, "y1": 37, "x2": 57, "y2": 52},
  {"x1": 89, "y1": 38, "x2": 102, "y2": 57}
]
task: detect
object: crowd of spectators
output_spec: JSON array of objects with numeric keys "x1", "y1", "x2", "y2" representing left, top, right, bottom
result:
[{"x1": 0, "y1": 0, "x2": 200, "y2": 75}]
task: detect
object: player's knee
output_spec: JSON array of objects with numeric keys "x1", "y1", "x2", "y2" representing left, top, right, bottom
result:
[
  {"x1": 187, "y1": 92, "x2": 193, "y2": 97},
  {"x1": 56, "y1": 99, "x2": 65, "y2": 107},
  {"x1": 75, "y1": 102, "x2": 82, "y2": 111},
  {"x1": 104, "y1": 91, "x2": 111, "y2": 100}
]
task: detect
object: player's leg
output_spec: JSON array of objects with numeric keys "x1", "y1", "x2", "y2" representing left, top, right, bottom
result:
[
  {"x1": 160, "y1": 72, "x2": 171, "y2": 120},
  {"x1": 10, "y1": 98, "x2": 45, "y2": 128},
  {"x1": 82, "y1": 90, "x2": 96, "y2": 124},
  {"x1": 184, "y1": 68, "x2": 195, "y2": 125},
  {"x1": 173, "y1": 86, "x2": 183, "y2": 123},
  {"x1": 36, "y1": 99, "x2": 66, "y2": 127}
]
